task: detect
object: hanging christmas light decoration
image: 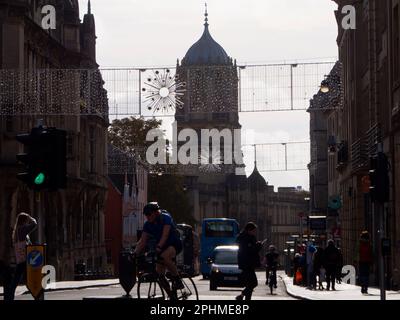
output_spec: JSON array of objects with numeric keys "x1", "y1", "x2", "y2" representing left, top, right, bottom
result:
[{"x1": 142, "y1": 69, "x2": 186, "y2": 113}]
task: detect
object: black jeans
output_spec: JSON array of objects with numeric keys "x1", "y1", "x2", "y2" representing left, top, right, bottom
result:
[
  {"x1": 0, "y1": 263, "x2": 13, "y2": 301},
  {"x1": 325, "y1": 266, "x2": 336, "y2": 289},
  {"x1": 241, "y1": 268, "x2": 258, "y2": 300},
  {"x1": 9, "y1": 262, "x2": 26, "y2": 301},
  {"x1": 359, "y1": 263, "x2": 370, "y2": 291}
]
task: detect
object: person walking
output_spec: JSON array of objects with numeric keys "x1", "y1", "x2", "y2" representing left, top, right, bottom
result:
[
  {"x1": 313, "y1": 245, "x2": 325, "y2": 290},
  {"x1": 359, "y1": 231, "x2": 373, "y2": 294},
  {"x1": 306, "y1": 242, "x2": 316, "y2": 289},
  {"x1": 10, "y1": 212, "x2": 37, "y2": 300},
  {"x1": 235, "y1": 222, "x2": 262, "y2": 300},
  {"x1": 323, "y1": 239, "x2": 340, "y2": 291},
  {"x1": 292, "y1": 253, "x2": 302, "y2": 285}
]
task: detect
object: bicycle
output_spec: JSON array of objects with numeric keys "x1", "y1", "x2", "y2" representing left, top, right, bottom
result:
[{"x1": 136, "y1": 252, "x2": 199, "y2": 300}]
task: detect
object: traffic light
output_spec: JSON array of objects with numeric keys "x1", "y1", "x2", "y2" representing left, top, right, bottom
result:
[
  {"x1": 369, "y1": 152, "x2": 390, "y2": 203},
  {"x1": 16, "y1": 126, "x2": 67, "y2": 191}
]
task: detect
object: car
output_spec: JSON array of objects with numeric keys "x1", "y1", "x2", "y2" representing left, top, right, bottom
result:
[{"x1": 208, "y1": 245, "x2": 244, "y2": 291}]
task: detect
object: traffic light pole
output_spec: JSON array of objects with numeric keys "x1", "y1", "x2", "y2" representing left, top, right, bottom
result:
[{"x1": 35, "y1": 191, "x2": 43, "y2": 245}]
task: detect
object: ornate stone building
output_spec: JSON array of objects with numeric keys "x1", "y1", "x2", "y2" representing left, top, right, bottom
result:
[
  {"x1": 0, "y1": 0, "x2": 108, "y2": 280},
  {"x1": 324, "y1": 0, "x2": 400, "y2": 288}
]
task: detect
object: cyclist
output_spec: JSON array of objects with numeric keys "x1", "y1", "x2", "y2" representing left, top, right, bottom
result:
[
  {"x1": 265, "y1": 245, "x2": 279, "y2": 288},
  {"x1": 134, "y1": 202, "x2": 184, "y2": 292}
]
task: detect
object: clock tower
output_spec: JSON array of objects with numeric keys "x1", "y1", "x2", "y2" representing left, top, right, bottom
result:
[{"x1": 174, "y1": 7, "x2": 244, "y2": 228}]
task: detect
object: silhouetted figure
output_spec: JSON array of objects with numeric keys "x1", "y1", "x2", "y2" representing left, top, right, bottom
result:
[
  {"x1": 359, "y1": 231, "x2": 373, "y2": 294},
  {"x1": 323, "y1": 240, "x2": 340, "y2": 291},
  {"x1": 236, "y1": 222, "x2": 262, "y2": 301}
]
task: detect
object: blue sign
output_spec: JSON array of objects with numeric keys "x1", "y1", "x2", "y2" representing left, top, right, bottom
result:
[{"x1": 27, "y1": 250, "x2": 43, "y2": 268}]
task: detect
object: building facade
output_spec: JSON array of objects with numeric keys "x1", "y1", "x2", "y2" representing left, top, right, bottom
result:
[
  {"x1": 106, "y1": 146, "x2": 148, "y2": 275},
  {"x1": 0, "y1": 0, "x2": 108, "y2": 280},
  {"x1": 326, "y1": 0, "x2": 400, "y2": 287}
]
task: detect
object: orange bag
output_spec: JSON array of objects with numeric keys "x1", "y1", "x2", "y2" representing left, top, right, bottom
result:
[{"x1": 295, "y1": 270, "x2": 303, "y2": 284}]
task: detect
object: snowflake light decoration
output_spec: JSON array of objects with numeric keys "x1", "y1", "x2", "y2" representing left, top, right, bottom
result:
[
  {"x1": 198, "y1": 152, "x2": 222, "y2": 173},
  {"x1": 142, "y1": 69, "x2": 186, "y2": 113}
]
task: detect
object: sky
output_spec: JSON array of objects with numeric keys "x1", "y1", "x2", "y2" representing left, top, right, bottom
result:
[{"x1": 78, "y1": 0, "x2": 339, "y2": 190}]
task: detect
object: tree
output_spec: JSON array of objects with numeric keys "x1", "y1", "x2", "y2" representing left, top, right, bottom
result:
[
  {"x1": 108, "y1": 116, "x2": 161, "y2": 158},
  {"x1": 108, "y1": 117, "x2": 194, "y2": 224}
]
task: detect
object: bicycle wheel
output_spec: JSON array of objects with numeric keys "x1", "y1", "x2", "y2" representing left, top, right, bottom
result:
[
  {"x1": 137, "y1": 274, "x2": 165, "y2": 300},
  {"x1": 176, "y1": 276, "x2": 199, "y2": 300}
]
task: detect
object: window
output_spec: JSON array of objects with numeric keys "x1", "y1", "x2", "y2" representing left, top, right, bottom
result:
[
  {"x1": 89, "y1": 126, "x2": 95, "y2": 173},
  {"x1": 6, "y1": 116, "x2": 13, "y2": 132},
  {"x1": 214, "y1": 250, "x2": 238, "y2": 265},
  {"x1": 205, "y1": 221, "x2": 234, "y2": 238},
  {"x1": 67, "y1": 133, "x2": 73, "y2": 157}
]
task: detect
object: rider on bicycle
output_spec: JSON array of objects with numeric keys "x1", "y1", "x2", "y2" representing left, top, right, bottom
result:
[
  {"x1": 134, "y1": 202, "x2": 184, "y2": 291},
  {"x1": 265, "y1": 245, "x2": 279, "y2": 288}
]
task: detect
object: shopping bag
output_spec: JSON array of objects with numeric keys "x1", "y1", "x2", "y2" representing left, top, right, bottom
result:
[{"x1": 295, "y1": 269, "x2": 303, "y2": 284}]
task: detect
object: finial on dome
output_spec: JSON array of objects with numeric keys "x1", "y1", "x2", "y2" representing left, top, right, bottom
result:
[
  {"x1": 88, "y1": 0, "x2": 91, "y2": 14},
  {"x1": 204, "y1": 3, "x2": 209, "y2": 26}
]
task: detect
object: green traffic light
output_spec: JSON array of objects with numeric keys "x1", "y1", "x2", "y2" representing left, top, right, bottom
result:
[{"x1": 34, "y1": 173, "x2": 45, "y2": 185}]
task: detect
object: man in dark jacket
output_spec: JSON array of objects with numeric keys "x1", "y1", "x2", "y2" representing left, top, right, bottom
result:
[
  {"x1": 236, "y1": 222, "x2": 262, "y2": 300},
  {"x1": 323, "y1": 239, "x2": 340, "y2": 291}
]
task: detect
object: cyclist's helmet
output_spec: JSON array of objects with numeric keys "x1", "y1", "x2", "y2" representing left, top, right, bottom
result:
[
  {"x1": 269, "y1": 245, "x2": 276, "y2": 251},
  {"x1": 143, "y1": 202, "x2": 160, "y2": 216}
]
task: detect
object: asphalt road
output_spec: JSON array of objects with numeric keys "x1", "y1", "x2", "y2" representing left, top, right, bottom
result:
[{"x1": 14, "y1": 271, "x2": 296, "y2": 300}]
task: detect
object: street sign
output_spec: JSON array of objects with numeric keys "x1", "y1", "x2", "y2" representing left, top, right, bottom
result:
[
  {"x1": 26, "y1": 245, "x2": 46, "y2": 300},
  {"x1": 119, "y1": 250, "x2": 136, "y2": 296}
]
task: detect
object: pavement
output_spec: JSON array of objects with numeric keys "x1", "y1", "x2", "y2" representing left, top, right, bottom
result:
[
  {"x1": 0, "y1": 279, "x2": 120, "y2": 297},
  {"x1": 282, "y1": 275, "x2": 400, "y2": 300}
]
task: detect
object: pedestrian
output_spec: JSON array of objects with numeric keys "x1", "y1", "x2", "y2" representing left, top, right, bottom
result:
[
  {"x1": 313, "y1": 245, "x2": 325, "y2": 290},
  {"x1": 9, "y1": 212, "x2": 37, "y2": 300},
  {"x1": 306, "y1": 241, "x2": 316, "y2": 289},
  {"x1": 265, "y1": 244, "x2": 279, "y2": 288},
  {"x1": 323, "y1": 239, "x2": 340, "y2": 291},
  {"x1": 300, "y1": 251, "x2": 307, "y2": 286},
  {"x1": 358, "y1": 231, "x2": 373, "y2": 294},
  {"x1": 235, "y1": 222, "x2": 262, "y2": 300},
  {"x1": 292, "y1": 253, "x2": 301, "y2": 285}
]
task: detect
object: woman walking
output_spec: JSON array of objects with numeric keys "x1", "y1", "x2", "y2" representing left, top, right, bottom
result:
[
  {"x1": 359, "y1": 231, "x2": 373, "y2": 294},
  {"x1": 9, "y1": 212, "x2": 37, "y2": 300},
  {"x1": 235, "y1": 222, "x2": 262, "y2": 300}
]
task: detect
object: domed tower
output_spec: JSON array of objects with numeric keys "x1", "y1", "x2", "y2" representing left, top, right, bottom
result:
[
  {"x1": 175, "y1": 6, "x2": 242, "y2": 176},
  {"x1": 174, "y1": 6, "x2": 244, "y2": 227}
]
